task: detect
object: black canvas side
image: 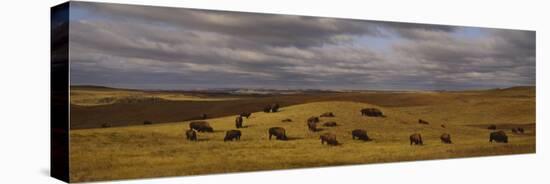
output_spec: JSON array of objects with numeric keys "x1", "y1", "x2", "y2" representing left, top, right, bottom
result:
[{"x1": 51, "y1": 1, "x2": 70, "y2": 183}]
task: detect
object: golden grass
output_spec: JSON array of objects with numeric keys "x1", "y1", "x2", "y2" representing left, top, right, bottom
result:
[{"x1": 70, "y1": 100, "x2": 535, "y2": 182}]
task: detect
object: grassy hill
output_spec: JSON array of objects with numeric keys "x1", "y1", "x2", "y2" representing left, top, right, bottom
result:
[
  {"x1": 70, "y1": 100, "x2": 535, "y2": 182},
  {"x1": 69, "y1": 86, "x2": 535, "y2": 129}
]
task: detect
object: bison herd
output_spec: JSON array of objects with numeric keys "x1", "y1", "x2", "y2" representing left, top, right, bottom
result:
[{"x1": 181, "y1": 105, "x2": 520, "y2": 147}]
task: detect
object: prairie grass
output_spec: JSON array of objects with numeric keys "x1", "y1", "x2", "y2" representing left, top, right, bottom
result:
[{"x1": 70, "y1": 99, "x2": 535, "y2": 182}]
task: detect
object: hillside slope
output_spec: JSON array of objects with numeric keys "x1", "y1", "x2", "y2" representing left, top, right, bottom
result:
[{"x1": 70, "y1": 101, "x2": 535, "y2": 182}]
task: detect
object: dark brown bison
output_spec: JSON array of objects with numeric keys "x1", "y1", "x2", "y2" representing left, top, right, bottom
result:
[
  {"x1": 441, "y1": 124, "x2": 446, "y2": 128},
  {"x1": 418, "y1": 119, "x2": 429, "y2": 125},
  {"x1": 201, "y1": 114, "x2": 208, "y2": 120},
  {"x1": 268, "y1": 127, "x2": 287, "y2": 140},
  {"x1": 307, "y1": 116, "x2": 320, "y2": 123},
  {"x1": 410, "y1": 133, "x2": 423, "y2": 145},
  {"x1": 490, "y1": 131, "x2": 508, "y2": 143},
  {"x1": 271, "y1": 103, "x2": 280, "y2": 112},
  {"x1": 440, "y1": 133, "x2": 452, "y2": 144},
  {"x1": 351, "y1": 129, "x2": 371, "y2": 141},
  {"x1": 101, "y1": 123, "x2": 111, "y2": 128},
  {"x1": 488, "y1": 124, "x2": 497, "y2": 130},
  {"x1": 308, "y1": 121, "x2": 318, "y2": 132},
  {"x1": 240, "y1": 112, "x2": 252, "y2": 118},
  {"x1": 143, "y1": 120, "x2": 153, "y2": 125},
  {"x1": 320, "y1": 133, "x2": 339, "y2": 146},
  {"x1": 361, "y1": 108, "x2": 384, "y2": 117},
  {"x1": 323, "y1": 122, "x2": 338, "y2": 127},
  {"x1": 281, "y1": 118, "x2": 292, "y2": 122},
  {"x1": 185, "y1": 129, "x2": 197, "y2": 141},
  {"x1": 512, "y1": 127, "x2": 525, "y2": 134},
  {"x1": 307, "y1": 116, "x2": 320, "y2": 131},
  {"x1": 224, "y1": 130, "x2": 241, "y2": 141},
  {"x1": 235, "y1": 116, "x2": 243, "y2": 128},
  {"x1": 189, "y1": 121, "x2": 214, "y2": 132},
  {"x1": 320, "y1": 112, "x2": 335, "y2": 117},
  {"x1": 263, "y1": 106, "x2": 272, "y2": 113}
]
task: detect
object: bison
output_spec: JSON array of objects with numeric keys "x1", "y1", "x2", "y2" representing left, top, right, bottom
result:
[
  {"x1": 268, "y1": 127, "x2": 288, "y2": 140},
  {"x1": 418, "y1": 119, "x2": 429, "y2": 125},
  {"x1": 201, "y1": 114, "x2": 208, "y2": 120},
  {"x1": 235, "y1": 116, "x2": 243, "y2": 128},
  {"x1": 189, "y1": 121, "x2": 214, "y2": 132},
  {"x1": 143, "y1": 120, "x2": 152, "y2": 125},
  {"x1": 441, "y1": 124, "x2": 446, "y2": 128},
  {"x1": 512, "y1": 127, "x2": 525, "y2": 134},
  {"x1": 308, "y1": 121, "x2": 318, "y2": 132},
  {"x1": 224, "y1": 130, "x2": 242, "y2": 141},
  {"x1": 320, "y1": 133, "x2": 339, "y2": 146},
  {"x1": 361, "y1": 108, "x2": 384, "y2": 117},
  {"x1": 351, "y1": 129, "x2": 371, "y2": 141},
  {"x1": 323, "y1": 122, "x2": 338, "y2": 127},
  {"x1": 185, "y1": 129, "x2": 197, "y2": 141},
  {"x1": 240, "y1": 112, "x2": 252, "y2": 118},
  {"x1": 307, "y1": 116, "x2": 320, "y2": 131},
  {"x1": 410, "y1": 133, "x2": 423, "y2": 145},
  {"x1": 488, "y1": 124, "x2": 497, "y2": 130},
  {"x1": 320, "y1": 112, "x2": 335, "y2": 117},
  {"x1": 281, "y1": 118, "x2": 292, "y2": 122},
  {"x1": 490, "y1": 131, "x2": 508, "y2": 143},
  {"x1": 440, "y1": 133, "x2": 452, "y2": 144},
  {"x1": 307, "y1": 116, "x2": 320, "y2": 124},
  {"x1": 101, "y1": 123, "x2": 111, "y2": 128},
  {"x1": 271, "y1": 103, "x2": 280, "y2": 112},
  {"x1": 263, "y1": 105, "x2": 272, "y2": 113}
]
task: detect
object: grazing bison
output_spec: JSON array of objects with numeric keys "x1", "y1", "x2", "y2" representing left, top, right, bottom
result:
[
  {"x1": 307, "y1": 116, "x2": 320, "y2": 123},
  {"x1": 268, "y1": 127, "x2": 288, "y2": 140},
  {"x1": 189, "y1": 121, "x2": 214, "y2": 132},
  {"x1": 143, "y1": 120, "x2": 152, "y2": 125},
  {"x1": 224, "y1": 130, "x2": 241, "y2": 141},
  {"x1": 235, "y1": 116, "x2": 243, "y2": 128},
  {"x1": 351, "y1": 129, "x2": 371, "y2": 141},
  {"x1": 513, "y1": 127, "x2": 525, "y2": 134},
  {"x1": 101, "y1": 123, "x2": 111, "y2": 128},
  {"x1": 440, "y1": 133, "x2": 452, "y2": 144},
  {"x1": 320, "y1": 112, "x2": 335, "y2": 117},
  {"x1": 323, "y1": 122, "x2": 338, "y2": 127},
  {"x1": 281, "y1": 118, "x2": 292, "y2": 122},
  {"x1": 271, "y1": 103, "x2": 280, "y2": 112},
  {"x1": 488, "y1": 124, "x2": 497, "y2": 130},
  {"x1": 490, "y1": 131, "x2": 508, "y2": 143},
  {"x1": 361, "y1": 108, "x2": 384, "y2": 117},
  {"x1": 410, "y1": 133, "x2": 423, "y2": 145},
  {"x1": 307, "y1": 116, "x2": 320, "y2": 132},
  {"x1": 418, "y1": 119, "x2": 429, "y2": 125},
  {"x1": 263, "y1": 106, "x2": 272, "y2": 113},
  {"x1": 308, "y1": 121, "x2": 318, "y2": 132},
  {"x1": 240, "y1": 112, "x2": 252, "y2": 118},
  {"x1": 320, "y1": 133, "x2": 339, "y2": 146},
  {"x1": 185, "y1": 129, "x2": 197, "y2": 141}
]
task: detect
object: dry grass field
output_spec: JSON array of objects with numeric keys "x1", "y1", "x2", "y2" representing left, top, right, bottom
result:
[{"x1": 69, "y1": 86, "x2": 535, "y2": 182}]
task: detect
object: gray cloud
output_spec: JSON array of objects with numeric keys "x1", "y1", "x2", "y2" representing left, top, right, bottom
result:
[{"x1": 69, "y1": 2, "x2": 535, "y2": 90}]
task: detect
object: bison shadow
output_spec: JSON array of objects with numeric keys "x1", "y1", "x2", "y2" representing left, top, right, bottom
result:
[
  {"x1": 283, "y1": 136, "x2": 303, "y2": 141},
  {"x1": 196, "y1": 138, "x2": 210, "y2": 142}
]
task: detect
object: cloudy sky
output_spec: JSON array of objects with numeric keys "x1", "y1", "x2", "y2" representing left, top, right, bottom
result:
[{"x1": 69, "y1": 2, "x2": 535, "y2": 90}]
